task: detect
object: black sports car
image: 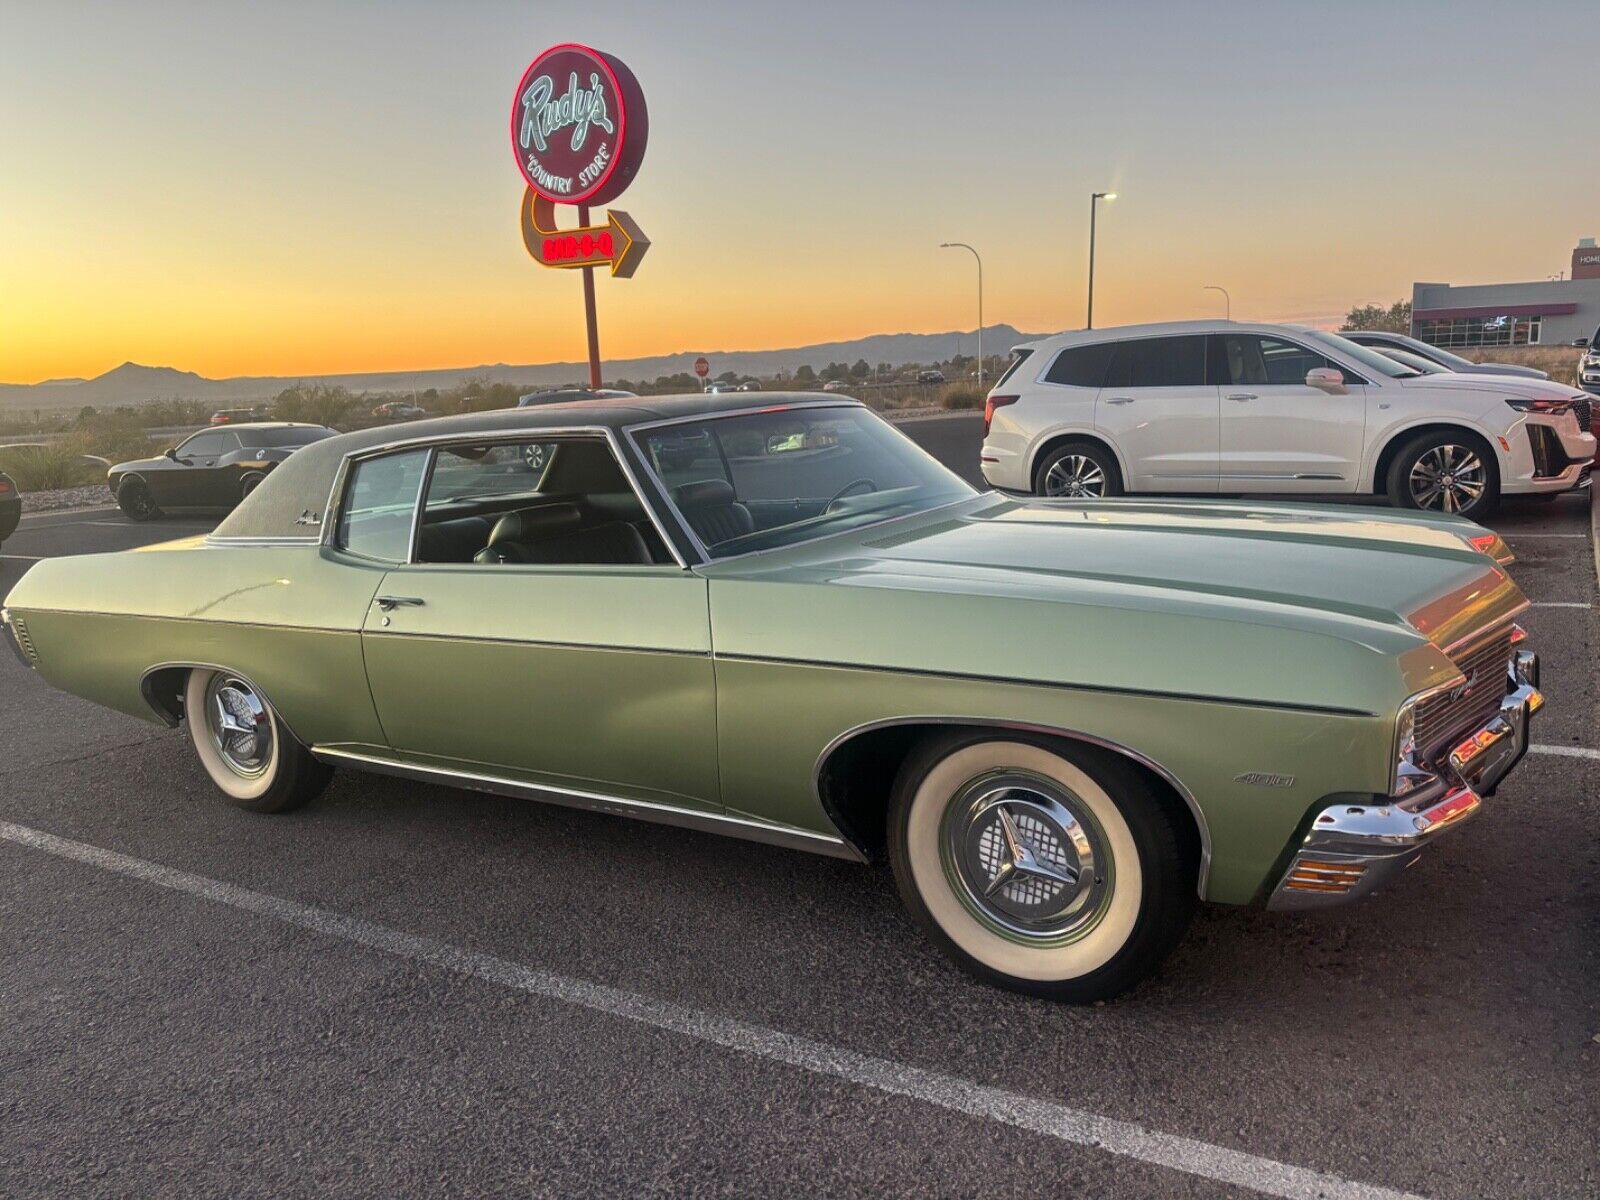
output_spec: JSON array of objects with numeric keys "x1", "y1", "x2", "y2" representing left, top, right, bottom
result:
[
  {"x1": 0, "y1": 471, "x2": 19, "y2": 548},
  {"x1": 109, "y1": 423, "x2": 336, "y2": 521}
]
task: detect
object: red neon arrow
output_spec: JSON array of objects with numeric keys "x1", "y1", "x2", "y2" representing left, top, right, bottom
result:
[{"x1": 520, "y1": 190, "x2": 649, "y2": 278}]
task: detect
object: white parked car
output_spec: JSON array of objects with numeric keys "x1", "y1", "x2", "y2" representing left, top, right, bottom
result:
[
  {"x1": 1341, "y1": 330, "x2": 1549, "y2": 380},
  {"x1": 980, "y1": 321, "x2": 1594, "y2": 518},
  {"x1": 1580, "y1": 325, "x2": 1600, "y2": 395}
]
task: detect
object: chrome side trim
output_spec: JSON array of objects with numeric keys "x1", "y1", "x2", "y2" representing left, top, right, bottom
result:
[
  {"x1": 321, "y1": 425, "x2": 690, "y2": 569},
  {"x1": 311, "y1": 747, "x2": 865, "y2": 862},
  {"x1": 205, "y1": 535, "x2": 323, "y2": 546},
  {"x1": 810, "y1": 715, "x2": 1213, "y2": 897}
]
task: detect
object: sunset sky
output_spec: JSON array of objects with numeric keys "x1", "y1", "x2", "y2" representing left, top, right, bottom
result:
[{"x1": 3, "y1": 0, "x2": 1594, "y2": 384}]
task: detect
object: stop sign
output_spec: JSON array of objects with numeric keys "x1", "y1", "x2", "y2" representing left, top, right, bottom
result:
[{"x1": 694, "y1": 356, "x2": 710, "y2": 378}]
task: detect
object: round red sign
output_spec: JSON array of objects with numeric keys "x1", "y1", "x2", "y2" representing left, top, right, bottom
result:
[
  {"x1": 694, "y1": 357, "x2": 710, "y2": 378},
  {"x1": 511, "y1": 43, "x2": 648, "y2": 207}
]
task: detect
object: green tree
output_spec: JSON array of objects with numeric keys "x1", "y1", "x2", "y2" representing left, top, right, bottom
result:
[
  {"x1": 1342, "y1": 300, "x2": 1411, "y2": 334},
  {"x1": 273, "y1": 383, "x2": 355, "y2": 427},
  {"x1": 794, "y1": 364, "x2": 816, "y2": 383},
  {"x1": 850, "y1": 358, "x2": 870, "y2": 379}
]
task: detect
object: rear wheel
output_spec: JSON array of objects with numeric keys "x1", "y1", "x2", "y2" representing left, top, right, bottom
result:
[
  {"x1": 116, "y1": 477, "x2": 162, "y2": 521},
  {"x1": 888, "y1": 733, "x2": 1195, "y2": 1002},
  {"x1": 1386, "y1": 431, "x2": 1499, "y2": 519},
  {"x1": 1035, "y1": 442, "x2": 1123, "y2": 498},
  {"x1": 184, "y1": 668, "x2": 332, "y2": 813}
]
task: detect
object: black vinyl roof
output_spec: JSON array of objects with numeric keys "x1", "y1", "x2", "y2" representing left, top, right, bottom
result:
[{"x1": 212, "y1": 392, "x2": 855, "y2": 541}]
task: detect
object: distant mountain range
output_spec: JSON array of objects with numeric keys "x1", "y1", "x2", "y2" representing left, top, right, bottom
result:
[{"x1": 0, "y1": 325, "x2": 1049, "y2": 411}]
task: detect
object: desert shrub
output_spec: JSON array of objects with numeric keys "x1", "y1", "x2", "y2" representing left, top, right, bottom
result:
[
  {"x1": 0, "y1": 440, "x2": 102, "y2": 491},
  {"x1": 1457, "y1": 346, "x2": 1582, "y2": 386},
  {"x1": 940, "y1": 387, "x2": 984, "y2": 410}
]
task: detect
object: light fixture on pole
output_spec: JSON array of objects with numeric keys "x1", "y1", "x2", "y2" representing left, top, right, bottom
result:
[
  {"x1": 1202, "y1": 284, "x2": 1231, "y2": 320},
  {"x1": 940, "y1": 242, "x2": 984, "y2": 388},
  {"x1": 1087, "y1": 192, "x2": 1117, "y2": 330}
]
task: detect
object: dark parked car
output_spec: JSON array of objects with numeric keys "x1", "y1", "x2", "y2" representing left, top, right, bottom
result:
[
  {"x1": 917, "y1": 369, "x2": 946, "y2": 384},
  {"x1": 0, "y1": 472, "x2": 19, "y2": 548},
  {"x1": 208, "y1": 407, "x2": 269, "y2": 426},
  {"x1": 109, "y1": 423, "x2": 336, "y2": 521},
  {"x1": 516, "y1": 387, "x2": 638, "y2": 408}
]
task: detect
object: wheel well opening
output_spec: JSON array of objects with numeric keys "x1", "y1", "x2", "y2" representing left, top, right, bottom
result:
[
  {"x1": 1371, "y1": 423, "x2": 1497, "y2": 494},
  {"x1": 817, "y1": 722, "x2": 1204, "y2": 886},
  {"x1": 1031, "y1": 433, "x2": 1123, "y2": 493},
  {"x1": 141, "y1": 666, "x2": 189, "y2": 727}
]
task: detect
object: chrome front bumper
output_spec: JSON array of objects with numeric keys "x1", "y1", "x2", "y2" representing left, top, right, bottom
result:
[{"x1": 1268, "y1": 649, "x2": 1540, "y2": 911}]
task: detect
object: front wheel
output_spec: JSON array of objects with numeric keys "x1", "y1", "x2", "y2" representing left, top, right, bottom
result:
[
  {"x1": 185, "y1": 668, "x2": 332, "y2": 813},
  {"x1": 239, "y1": 471, "x2": 266, "y2": 500},
  {"x1": 888, "y1": 734, "x2": 1196, "y2": 1002},
  {"x1": 1386, "y1": 431, "x2": 1499, "y2": 519},
  {"x1": 116, "y1": 478, "x2": 162, "y2": 522}
]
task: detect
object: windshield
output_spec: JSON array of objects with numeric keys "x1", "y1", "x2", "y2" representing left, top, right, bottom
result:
[
  {"x1": 1308, "y1": 331, "x2": 1417, "y2": 378},
  {"x1": 633, "y1": 405, "x2": 975, "y2": 558},
  {"x1": 1380, "y1": 348, "x2": 1446, "y2": 374}
]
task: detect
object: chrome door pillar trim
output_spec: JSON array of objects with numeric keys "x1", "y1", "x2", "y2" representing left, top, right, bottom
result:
[
  {"x1": 811, "y1": 715, "x2": 1213, "y2": 897},
  {"x1": 310, "y1": 746, "x2": 865, "y2": 862}
]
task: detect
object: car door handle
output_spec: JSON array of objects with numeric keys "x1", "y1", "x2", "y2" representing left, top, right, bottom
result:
[
  {"x1": 374, "y1": 596, "x2": 425, "y2": 611},
  {"x1": 1226, "y1": 393, "x2": 1257, "y2": 402},
  {"x1": 1105, "y1": 396, "x2": 1135, "y2": 405}
]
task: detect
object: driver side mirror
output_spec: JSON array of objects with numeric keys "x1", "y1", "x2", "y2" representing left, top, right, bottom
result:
[
  {"x1": 1306, "y1": 367, "x2": 1348, "y2": 395},
  {"x1": 164, "y1": 448, "x2": 180, "y2": 461}
]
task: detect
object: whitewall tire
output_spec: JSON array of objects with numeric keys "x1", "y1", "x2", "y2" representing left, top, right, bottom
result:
[
  {"x1": 184, "y1": 668, "x2": 331, "y2": 813},
  {"x1": 888, "y1": 733, "x2": 1196, "y2": 1002}
]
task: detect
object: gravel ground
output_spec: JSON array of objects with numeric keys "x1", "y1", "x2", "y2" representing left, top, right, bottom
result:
[{"x1": 15, "y1": 484, "x2": 115, "y2": 513}]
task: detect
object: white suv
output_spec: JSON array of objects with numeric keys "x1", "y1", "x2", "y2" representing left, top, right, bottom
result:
[{"x1": 980, "y1": 320, "x2": 1595, "y2": 518}]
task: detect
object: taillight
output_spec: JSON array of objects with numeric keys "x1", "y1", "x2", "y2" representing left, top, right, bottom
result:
[
  {"x1": 0, "y1": 479, "x2": 11, "y2": 494},
  {"x1": 983, "y1": 394, "x2": 1019, "y2": 436}
]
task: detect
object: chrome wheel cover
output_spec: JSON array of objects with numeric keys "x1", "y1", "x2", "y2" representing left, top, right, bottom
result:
[
  {"x1": 203, "y1": 674, "x2": 273, "y2": 779},
  {"x1": 523, "y1": 443, "x2": 549, "y2": 472},
  {"x1": 1408, "y1": 445, "x2": 1485, "y2": 513},
  {"x1": 940, "y1": 772, "x2": 1112, "y2": 942},
  {"x1": 1043, "y1": 454, "x2": 1106, "y2": 498}
]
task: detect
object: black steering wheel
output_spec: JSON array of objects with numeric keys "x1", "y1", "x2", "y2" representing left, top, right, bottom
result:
[{"x1": 824, "y1": 478, "x2": 878, "y2": 513}]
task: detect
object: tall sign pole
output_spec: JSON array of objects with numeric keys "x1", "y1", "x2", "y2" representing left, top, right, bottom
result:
[{"x1": 511, "y1": 43, "x2": 650, "y2": 387}]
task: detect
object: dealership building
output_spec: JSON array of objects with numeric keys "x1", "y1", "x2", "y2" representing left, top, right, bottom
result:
[{"x1": 1410, "y1": 238, "x2": 1600, "y2": 348}]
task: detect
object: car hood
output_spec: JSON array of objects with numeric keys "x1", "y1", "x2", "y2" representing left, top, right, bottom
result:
[
  {"x1": 109, "y1": 455, "x2": 169, "y2": 475},
  {"x1": 1394, "y1": 373, "x2": 1583, "y2": 402},
  {"x1": 706, "y1": 495, "x2": 1526, "y2": 710}
]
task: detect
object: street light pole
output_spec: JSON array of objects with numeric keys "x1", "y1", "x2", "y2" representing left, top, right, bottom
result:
[
  {"x1": 940, "y1": 241, "x2": 984, "y2": 389},
  {"x1": 1202, "y1": 284, "x2": 1231, "y2": 320},
  {"x1": 1087, "y1": 191, "x2": 1116, "y2": 330}
]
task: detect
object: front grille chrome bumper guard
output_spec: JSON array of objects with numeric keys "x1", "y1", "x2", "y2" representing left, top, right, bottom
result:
[{"x1": 1268, "y1": 649, "x2": 1540, "y2": 911}]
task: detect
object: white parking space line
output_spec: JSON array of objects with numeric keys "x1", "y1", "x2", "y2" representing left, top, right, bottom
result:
[
  {"x1": 1529, "y1": 601, "x2": 1591, "y2": 608},
  {"x1": 0, "y1": 554, "x2": 43, "y2": 561},
  {"x1": 1500, "y1": 533, "x2": 1587, "y2": 539},
  {"x1": 1530, "y1": 744, "x2": 1600, "y2": 760},
  {"x1": 0, "y1": 818, "x2": 1424, "y2": 1200}
]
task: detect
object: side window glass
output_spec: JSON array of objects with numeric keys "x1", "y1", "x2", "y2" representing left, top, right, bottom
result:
[
  {"x1": 638, "y1": 425, "x2": 730, "y2": 494},
  {"x1": 337, "y1": 449, "x2": 429, "y2": 562},
  {"x1": 180, "y1": 432, "x2": 227, "y2": 459},
  {"x1": 1256, "y1": 337, "x2": 1325, "y2": 385},
  {"x1": 1043, "y1": 342, "x2": 1115, "y2": 388},
  {"x1": 1104, "y1": 336, "x2": 1206, "y2": 388}
]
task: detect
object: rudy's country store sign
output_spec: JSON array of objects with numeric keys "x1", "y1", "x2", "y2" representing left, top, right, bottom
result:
[
  {"x1": 511, "y1": 42, "x2": 650, "y2": 387},
  {"x1": 512, "y1": 43, "x2": 648, "y2": 206}
]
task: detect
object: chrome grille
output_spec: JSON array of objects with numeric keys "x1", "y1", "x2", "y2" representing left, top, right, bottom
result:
[
  {"x1": 1414, "y1": 630, "x2": 1512, "y2": 757},
  {"x1": 1574, "y1": 397, "x2": 1592, "y2": 431}
]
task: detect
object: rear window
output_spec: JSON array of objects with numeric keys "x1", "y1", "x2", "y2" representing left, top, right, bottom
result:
[
  {"x1": 992, "y1": 348, "x2": 1034, "y2": 389},
  {"x1": 1103, "y1": 336, "x2": 1207, "y2": 388},
  {"x1": 1044, "y1": 342, "x2": 1116, "y2": 388}
]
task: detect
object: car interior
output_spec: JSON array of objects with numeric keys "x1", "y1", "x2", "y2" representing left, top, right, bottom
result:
[{"x1": 414, "y1": 438, "x2": 675, "y2": 566}]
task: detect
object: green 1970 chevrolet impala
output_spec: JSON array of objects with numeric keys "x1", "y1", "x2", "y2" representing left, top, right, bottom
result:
[{"x1": 2, "y1": 395, "x2": 1543, "y2": 1001}]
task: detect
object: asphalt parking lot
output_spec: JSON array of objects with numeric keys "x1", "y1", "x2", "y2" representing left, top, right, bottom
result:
[{"x1": 1, "y1": 415, "x2": 1595, "y2": 1199}]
